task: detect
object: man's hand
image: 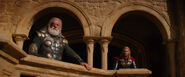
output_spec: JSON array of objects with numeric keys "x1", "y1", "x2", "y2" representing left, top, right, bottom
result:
[{"x1": 80, "y1": 62, "x2": 92, "y2": 70}]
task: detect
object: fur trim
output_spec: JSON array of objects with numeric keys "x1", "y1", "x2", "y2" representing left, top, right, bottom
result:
[
  {"x1": 130, "y1": 57, "x2": 135, "y2": 61},
  {"x1": 114, "y1": 57, "x2": 120, "y2": 60}
]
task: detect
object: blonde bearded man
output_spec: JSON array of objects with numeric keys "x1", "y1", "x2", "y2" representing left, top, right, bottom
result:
[{"x1": 114, "y1": 46, "x2": 136, "y2": 70}]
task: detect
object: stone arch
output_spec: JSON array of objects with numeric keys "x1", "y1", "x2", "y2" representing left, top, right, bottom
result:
[
  {"x1": 102, "y1": 4, "x2": 172, "y2": 41},
  {"x1": 104, "y1": 4, "x2": 175, "y2": 76},
  {"x1": 109, "y1": 33, "x2": 147, "y2": 68},
  {"x1": 15, "y1": 1, "x2": 91, "y2": 37}
]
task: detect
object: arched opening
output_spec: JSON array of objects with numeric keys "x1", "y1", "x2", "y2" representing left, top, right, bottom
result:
[
  {"x1": 108, "y1": 34, "x2": 146, "y2": 69},
  {"x1": 110, "y1": 11, "x2": 169, "y2": 77},
  {"x1": 23, "y1": 7, "x2": 87, "y2": 64}
]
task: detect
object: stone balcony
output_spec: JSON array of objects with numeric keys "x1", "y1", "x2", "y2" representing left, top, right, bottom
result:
[{"x1": 0, "y1": 35, "x2": 151, "y2": 77}]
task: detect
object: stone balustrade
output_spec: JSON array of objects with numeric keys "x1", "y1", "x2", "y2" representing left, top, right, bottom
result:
[{"x1": 0, "y1": 35, "x2": 152, "y2": 77}]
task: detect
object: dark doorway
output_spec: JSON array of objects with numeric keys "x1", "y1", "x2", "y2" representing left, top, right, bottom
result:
[
  {"x1": 110, "y1": 11, "x2": 169, "y2": 77},
  {"x1": 20, "y1": 74, "x2": 35, "y2": 77}
]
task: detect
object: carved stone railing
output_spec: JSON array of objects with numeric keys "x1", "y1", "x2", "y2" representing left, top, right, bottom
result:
[
  {"x1": 17, "y1": 55, "x2": 116, "y2": 77},
  {"x1": 0, "y1": 34, "x2": 27, "y2": 76},
  {"x1": 0, "y1": 35, "x2": 152, "y2": 77},
  {"x1": 0, "y1": 34, "x2": 27, "y2": 64}
]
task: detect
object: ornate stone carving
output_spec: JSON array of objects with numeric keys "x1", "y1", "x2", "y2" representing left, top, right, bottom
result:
[
  {"x1": 116, "y1": 0, "x2": 167, "y2": 11},
  {"x1": 72, "y1": 0, "x2": 120, "y2": 36},
  {"x1": 72, "y1": 0, "x2": 168, "y2": 36},
  {"x1": 73, "y1": 0, "x2": 120, "y2": 29},
  {"x1": 13, "y1": 0, "x2": 168, "y2": 36}
]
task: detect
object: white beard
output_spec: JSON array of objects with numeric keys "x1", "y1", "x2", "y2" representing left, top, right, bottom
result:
[{"x1": 48, "y1": 27, "x2": 61, "y2": 36}]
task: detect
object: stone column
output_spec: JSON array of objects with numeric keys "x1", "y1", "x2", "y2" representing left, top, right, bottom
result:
[
  {"x1": 84, "y1": 39, "x2": 95, "y2": 67},
  {"x1": 176, "y1": 1, "x2": 185, "y2": 77},
  {"x1": 12, "y1": 34, "x2": 28, "y2": 49},
  {"x1": 99, "y1": 39, "x2": 110, "y2": 70},
  {"x1": 164, "y1": 40, "x2": 176, "y2": 77}
]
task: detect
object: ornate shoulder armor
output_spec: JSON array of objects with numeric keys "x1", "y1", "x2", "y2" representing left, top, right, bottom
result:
[
  {"x1": 63, "y1": 39, "x2": 68, "y2": 44},
  {"x1": 130, "y1": 57, "x2": 135, "y2": 61},
  {"x1": 114, "y1": 57, "x2": 120, "y2": 60},
  {"x1": 28, "y1": 43, "x2": 38, "y2": 54},
  {"x1": 36, "y1": 31, "x2": 48, "y2": 38}
]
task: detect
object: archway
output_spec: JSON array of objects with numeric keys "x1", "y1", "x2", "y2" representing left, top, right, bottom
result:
[
  {"x1": 108, "y1": 33, "x2": 146, "y2": 69},
  {"x1": 110, "y1": 11, "x2": 170, "y2": 77},
  {"x1": 23, "y1": 7, "x2": 87, "y2": 64},
  {"x1": 15, "y1": 1, "x2": 90, "y2": 37},
  {"x1": 102, "y1": 5, "x2": 171, "y2": 40}
]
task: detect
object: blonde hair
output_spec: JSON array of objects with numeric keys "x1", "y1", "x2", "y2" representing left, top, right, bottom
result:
[{"x1": 120, "y1": 46, "x2": 131, "y2": 58}]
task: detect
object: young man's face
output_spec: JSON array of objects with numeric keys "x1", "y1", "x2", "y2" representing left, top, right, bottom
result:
[{"x1": 122, "y1": 47, "x2": 130, "y2": 57}]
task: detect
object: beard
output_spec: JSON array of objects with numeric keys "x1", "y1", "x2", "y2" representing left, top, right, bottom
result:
[{"x1": 48, "y1": 27, "x2": 61, "y2": 36}]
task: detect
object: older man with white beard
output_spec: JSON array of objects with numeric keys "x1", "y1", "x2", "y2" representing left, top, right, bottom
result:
[{"x1": 28, "y1": 17, "x2": 91, "y2": 70}]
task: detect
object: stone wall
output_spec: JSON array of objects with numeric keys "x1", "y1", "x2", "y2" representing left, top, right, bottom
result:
[{"x1": 0, "y1": 0, "x2": 170, "y2": 39}]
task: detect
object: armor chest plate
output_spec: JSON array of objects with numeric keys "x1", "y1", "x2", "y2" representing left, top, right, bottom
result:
[
  {"x1": 40, "y1": 35, "x2": 65, "y2": 60},
  {"x1": 43, "y1": 36, "x2": 64, "y2": 50},
  {"x1": 120, "y1": 59, "x2": 132, "y2": 68}
]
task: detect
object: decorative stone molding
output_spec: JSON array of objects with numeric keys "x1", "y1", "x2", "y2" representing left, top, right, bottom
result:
[
  {"x1": 1, "y1": 69, "x2": 12, "y2": 77},
  {"x1": 16, "y1": 55, "x2": 152, "y2": 77},
  {"x1": 18, "y1": 55, "x2": 116, "y2": 77},
  {"x1": 83, "y1": 36, "x2": 112, "y2": 41},
  {"x1": 12, "y1": 34, "x2": 28, "y2": 49},
  {"x1": 73, "y1": 0, "x2": 167, "y2": 24},
  {"x1": 73, "y1": 0, "x2": 119, "y2": 36},
  {"x1": 72, "y1": 0, "x2": 169, "y2": 36},
  {"x1": 0, "y1": 34, "x2": 27, "y2": 62},
  {"x1": 117, "y1": 69, "x2": 152, "y2": 77}
]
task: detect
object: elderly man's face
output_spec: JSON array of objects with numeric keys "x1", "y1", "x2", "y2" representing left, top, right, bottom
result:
[
  {"x1": 48, "y1": 18, "x2": 62, "y2": 36},
  {"x1": 49, "y1": 18, "x2": 62, "y2": 31}
]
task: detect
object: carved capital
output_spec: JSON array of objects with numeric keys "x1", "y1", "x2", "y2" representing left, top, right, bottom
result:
[
  {"x1": 12, "y1": 34, "x2": 28, "y2": 48},
  {"x1": 98, "y1": 37, "x2": 112, "y2": 45},
  {"x1": 99, "y1": 39, "x2": 110, "y2": 45},
  {"x1": 162, "y1": 39, "x2": 176, "y2": 45},
  {"x1": 83, "y1": 37, "x2": 95, "y2": 44},
  {"x1": 84, "y1": 36, "x2": 112, "y2": 43},
  {"x1": 12, "y1": 34, "x2": 28, "y2": 42}
]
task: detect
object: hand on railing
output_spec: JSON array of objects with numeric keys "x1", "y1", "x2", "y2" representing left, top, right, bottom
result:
[{"x1": 80, "y1": 62, "x2": 92, "y2": 70}]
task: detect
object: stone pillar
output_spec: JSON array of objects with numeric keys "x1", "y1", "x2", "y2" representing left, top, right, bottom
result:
[
  {"x1": 176, "y1": 1, "x2": 185, "y2": 77},
  {"x1": 99, "y1": 39, "x2": 110, "y2": 70},
  {"x1": 164, "y1": 40, "x2": 176, "y2": 77},
  {"x1": 12, "y1": 34, "x2": 28, "y2": 49},
  {"x1": 84, "y1": 38, "x2": 95, "y2": 67}
]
